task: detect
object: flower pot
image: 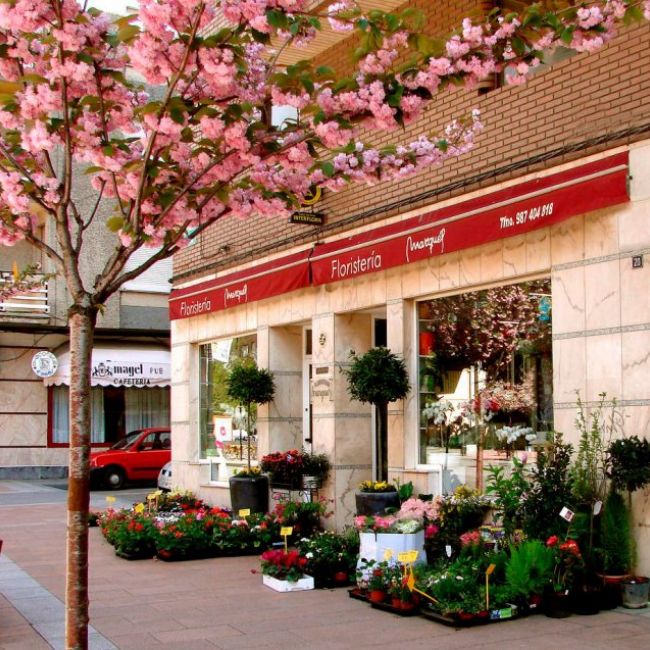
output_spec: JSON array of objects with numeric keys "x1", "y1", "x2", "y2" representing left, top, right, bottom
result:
[
  {"x1": 229, "y1": 474, "x2": 269, "y2": 514},
  {"x1": 544, "y1": 590, "x2": 572, "y2": 618},
  {"x1": 355, "y1": 490, "x2": 400, "y2": 516},
  {"x1": 262, "y1": 574, "x2": 315, "y2": 592},
  {"x1": 622, "y1": 577, "x2": 650, "y2": 609},
  {"x1": 596, "y1": 574, "x2": 626, "y2": 609},
  {"x1": 572, "y1": 585, "x2": 601, "y2": 616},
  {"x1": 334, "y1": 571, "x2": 349, "y2": 585},
  {"x1": 391, "y1": 597, "x2": 403, "y2": 609},
  {"x1": 369, "y1": 590, "x2": 386, "y2": 604}
]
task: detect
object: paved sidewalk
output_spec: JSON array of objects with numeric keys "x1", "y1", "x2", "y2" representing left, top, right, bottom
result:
[{"x1": 2, "y1": 481, "x2": 650, "y2": 649}]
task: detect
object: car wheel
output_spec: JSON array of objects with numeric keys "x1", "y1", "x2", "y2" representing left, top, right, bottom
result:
[{"x1": 103, "y1": 466, "x2": 125, "y2": 490}]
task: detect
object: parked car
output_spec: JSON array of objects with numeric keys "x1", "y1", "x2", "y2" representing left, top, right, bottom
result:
[
  {"x1": 157, "y1": 461, "x2": 172, "y2": 492},
  {"x1": 89, "y1": 427, "x2": 171, "y2": 490}
]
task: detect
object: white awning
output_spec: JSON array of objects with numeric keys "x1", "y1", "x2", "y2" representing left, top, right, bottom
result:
[{"x1": 44, "y1": 345, "x2": 171, "y2": 388}]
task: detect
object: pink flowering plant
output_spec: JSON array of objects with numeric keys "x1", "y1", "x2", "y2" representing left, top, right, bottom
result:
[{"x1": 354, "y1": 497, "x2": 441, "y2": 533}]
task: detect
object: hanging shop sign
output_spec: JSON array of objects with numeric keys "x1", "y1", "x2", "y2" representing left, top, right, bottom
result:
[
  {"x1": 31, "y1": 350, "x2": 58, "y2": 378},
  {"x1": 169, "y1": 249, "x2": 311, "y2": 320},
  {"x1": 310, "y1": 152, "x2": 629, "y2": 285}
]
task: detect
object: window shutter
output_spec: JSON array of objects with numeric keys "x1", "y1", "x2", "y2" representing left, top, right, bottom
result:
[{"x1": 121, "y1": 248, "x2": 172, "y2": 293}]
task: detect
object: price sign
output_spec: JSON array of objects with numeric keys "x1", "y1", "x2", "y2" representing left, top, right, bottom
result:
[
  {"x1": 134, "y1": 502, "x2": 145, "y2": 514},
  {"x1": 486, "y1": 563, "x2": 496, "y2": 576},
  {"x1": 485, "y1": 563, "x2": 496, "y2": 609},
  {"x1": 238, "y1": 508, "x2": 251, "y2": 517},
  {"x1": 280, "y1": 526, "x2": 293, "y2": 553},
  {"x1": 105, "y1": 495, "x2": 116, "y2": 505},
  {"x1": 383, "y1": 549, "x2": 394, "y2": 561},
  {"x1": 559, "y1": 506, "x2": 575, "y2": 522},
  {"x1": 445, "y1": 545, "x2": 452, "y2": 557},
  {"x1": 398, "y1": 550, "x2": 419, "y2": 564}
]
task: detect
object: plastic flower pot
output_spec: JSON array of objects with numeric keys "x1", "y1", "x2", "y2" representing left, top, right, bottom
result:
[
  {"x1": 622, "y1": 577, "x2": 650, "y2": 609},
  {"x1": 229, "y1": 474, "x2": 269, "y2": 514},
  {"x1": 369, "y1": 590, "x2": 386, "y2": 604}
]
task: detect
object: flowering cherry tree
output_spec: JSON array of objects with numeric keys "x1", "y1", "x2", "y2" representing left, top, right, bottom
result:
[{"x1": 0, "y1": 0, "x2": 648, "y2": 647}]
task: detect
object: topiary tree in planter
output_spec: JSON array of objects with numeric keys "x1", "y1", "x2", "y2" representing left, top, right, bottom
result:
[
  {"x1": 227, "y1": 357, "x2": 275, "y2": 514},
  {"x1": 607, "y1": 435, "x2": 650, "y2": 607},
  {"x1": 345, "y1": 347, "x2": 410, "y2": 482}
]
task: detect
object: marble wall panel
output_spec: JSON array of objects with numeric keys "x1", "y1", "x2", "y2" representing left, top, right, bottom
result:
[
  {"x1": 171, "y1": 379, "x2": 190, "y2": 425},
  {"x1": 552, "y1": 337, "x2": 587, "y2": 403},
  {"x1": 0, "y1": 414, "x2": 47, "y2": 446},
  {"x1": 620, "y1": 256, "x2": 650, "y2": 327},
  {"x1": 438, "y1": 251, "x2": 460, "y2": 291},
  {"x1": 584, "y1": 209, "x2": 620, "y2": 259},
  {"x1": 0, "y1": 446, "x2": 67, "y2": 468},
  {"x1": 550, "y1": 216, "x2": 585, "y2": 266},
  {"x1": 585, "y1": 334, "x2": 623, "y2": 402},
  {"x1": 621, "y1": 331, "x2": 650, "y2": 401},
  {"x1": 552, "y1": 267, "x2": 586, "y2": 334},
  {"x1": 550, "y1": 408, "x2": 580, "y2": 445},
  {"x1": 400, "y1": 264, "x2": 421, "y2": 299},
  {"x1": 618, "y1": 200, "x2": 650, "y2": 252},
  {"x1": 502, "y1": 234, "x2": 528, "y2": 278},
  {"x1": 459, "y1": 247, "x2": 481, "y2": 287},
  {"x1": 332, "y1": 414, "x2": 372, "y2": 466},
  {"x1": 334, "y1": 467, "x2": 369, "y2": 530},
  {"x1": 0, "y1": 381, "x2": 46, "y2": 413},
  {"x1": 584, "y1": 260, "x2": 621, "y2": 330},
  {"x1": 387, "y1": 408, "x2": 404, "y2": 469},
  {"x1": 479, "y1": 240, "x2": 504, "y2": 285},
  {"x1": 525, "y1": 229, "x2": 551, "y2": 273},
  {"x1": 418, "y1": 257, "x2": 440, "y2": 297},
  {"x1": 0, "y1": 349, "x2": 41, "y2": 380},
  {"x1": 171, "y1": 422, "x2": 192, "y2": 463}
]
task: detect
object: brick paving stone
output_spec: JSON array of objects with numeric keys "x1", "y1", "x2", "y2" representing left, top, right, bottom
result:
[{"x1": 2, "y1": 488, "x2": 650, "y2": 649}]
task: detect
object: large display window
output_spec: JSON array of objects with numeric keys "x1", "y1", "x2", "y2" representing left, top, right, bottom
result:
[
  {"x1": 417, "y1": 279, "x2": 552, "y2": 465},
  {"x1": 198, "y1": 334, "x2": 257, "y2": 460}
]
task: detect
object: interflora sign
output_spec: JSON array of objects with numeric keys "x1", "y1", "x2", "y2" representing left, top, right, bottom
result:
[{"x1": 169, "y1": 153, "x2": 629, "y2": 320}]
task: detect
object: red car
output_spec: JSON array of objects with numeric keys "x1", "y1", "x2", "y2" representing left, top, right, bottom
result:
[{"x1": 89, "y1": 427, "x2": 171, "y2": 490}]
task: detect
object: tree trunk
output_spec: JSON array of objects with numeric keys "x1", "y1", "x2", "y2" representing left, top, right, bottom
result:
[
  {"x1": 66, "y1": 305, "x2": 97, "y2": 650},
  {"x1": 377, "y1": 401, "x2": 388, "y2": 482}
]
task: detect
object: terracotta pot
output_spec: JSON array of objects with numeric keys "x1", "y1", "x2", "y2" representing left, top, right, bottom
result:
[
  {"x1": 391, "y1": 597, "x2": 402, "y2": 609},
  {"x1": 369, "y1": 590, "x2": 386, "y2": 604},
  {"x1": 334, "y1": 571, "x2": 349, "y2": 584}
]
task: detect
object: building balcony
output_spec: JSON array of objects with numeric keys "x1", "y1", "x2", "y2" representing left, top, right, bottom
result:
[{"x1": 0, "y1": 271, "x2": 50, "y2": 319}]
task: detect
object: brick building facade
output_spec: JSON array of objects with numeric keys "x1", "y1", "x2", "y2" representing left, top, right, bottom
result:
[{"x1": 170, "y1": 2, "x2": 650, "y2": 573}]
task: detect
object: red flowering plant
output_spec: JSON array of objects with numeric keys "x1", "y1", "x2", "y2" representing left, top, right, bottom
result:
[
  {"x1": 260, "y1": 449, "x2": 306, "y2": 488},
  {"x1": 259, "y1": 549, "x2": 308, "y2": 583},
  {"x1": 100, "y1": 507, "x2": 156, "y2": 557},
  {"x1": 546, "y1": 536, "x2": 584, "y2": 594},
  {"x1": 153, "y1": 507, "x2": 227, "y2": 558}
]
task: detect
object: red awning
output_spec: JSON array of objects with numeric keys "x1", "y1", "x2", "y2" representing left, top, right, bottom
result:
[
  {"x1": 169, "y1": 249, "x2": 311, "y2": 320},
  {"x1": 310, "y1": 152, "x2": 629, "y2": 285},
  {"x1": 170, "y1": 153, "x2": 629, "y2": 320}
]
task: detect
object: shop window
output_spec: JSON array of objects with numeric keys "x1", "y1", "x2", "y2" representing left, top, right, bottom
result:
[
  {"x1": 417, "y1": 279, "x2": 552, "y2": 465},
  {"x1": 50, "y1": 386, "x2": 170, "y2": 446},
  {"x1": 198, "y1": 334, "x2": 257, "y2": 460}
]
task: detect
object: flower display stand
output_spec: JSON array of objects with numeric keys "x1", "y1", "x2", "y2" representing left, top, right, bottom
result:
[{"x1": 262, "y1": 574, "x2": 315, "y2": 593}]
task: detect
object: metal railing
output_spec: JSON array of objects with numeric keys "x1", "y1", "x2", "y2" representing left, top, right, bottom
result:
[{"x1": 0, "y1": 271, "x2": 50, "y2": 317}]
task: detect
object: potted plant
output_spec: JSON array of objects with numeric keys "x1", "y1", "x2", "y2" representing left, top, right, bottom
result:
[
  {"x1": 355, "y1": 480, "x2": 400, "y2": 516},
  {"x1": 544, "y1": 536, "x2": 584, "y2": 618},
  {"x1": 226, "y1": 357, "x2": 275, "y2": 514},
  {"x1": 301, "y1": 451, "x2": 331, "y2": 490},
  {"x1": 259, "y1": 548, "x2": 314, "y2": 592},
  {"x1": 298, "y1": 529, "x2": 359, "y2": 588},
  {"x1": 344, "y1": 347, "x2": 410, "y2": 482},
  {"x1": 608, "y1": 435, "x2": 650, "y2": 608},
  {"x1": 505, "y1": 540, "x2": 555, "y2": 610}
]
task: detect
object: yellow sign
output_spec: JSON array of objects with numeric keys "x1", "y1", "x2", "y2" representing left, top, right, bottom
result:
[
  {"x1": 301, "y1": 186, "x2": 322, "y2": 206},
  {"x1": 146, "y1": 493, "x2": 157, "y2": 501},
  {"x1": 398, "y1": 550, "x2": 419, "y2": 564},
  {"x1": 407, "y1": 572, "x2": 415, "y2": 591},
  {"x1": 238, "y1": 509, "x2": 250, "y2": 517},
  {"x1": 105, "y1": 495, "x2": 116, "y2": 504},
  {"x1": 383, "y1": 549, "x2": 394, "y2": 561},
  {"x1": 134, "y1": 502, "x2": 145, "y2": 514},
  {"x1": 486, "y1": 563, "x2": 496, "y2": 576},
  {"x1": 280, "y1": 527, "x2": 293, "y2": 537}
]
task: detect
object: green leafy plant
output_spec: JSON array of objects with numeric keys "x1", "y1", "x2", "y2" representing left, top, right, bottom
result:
[
  {"x1": 344, "y1": 347, "x2": 410, "y2": 480},
  {"x1": 608, "y1": 436, "x2": 650, "y2": 494},
  {"x1": 570, "y1": 393, "x2": 618, "y2": 505},
  {"x1": 505, "y1": 540, "x2": 554, "y2": 600},
  {"x1": 596, "y1": 489, "x2": 632, "y2": 575},
  {"x1": 521, "y1": 432, "x2": 575, "y2": 540},
  {"x1": 298, "y1": 529, "x2": 359, "y2": 586},
  {"x1": 486, "y1": 458, "x2": 528, "y2": 543},
  {"x1": 227, "y1": 357, "x2": 275, "y2": 470}
]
